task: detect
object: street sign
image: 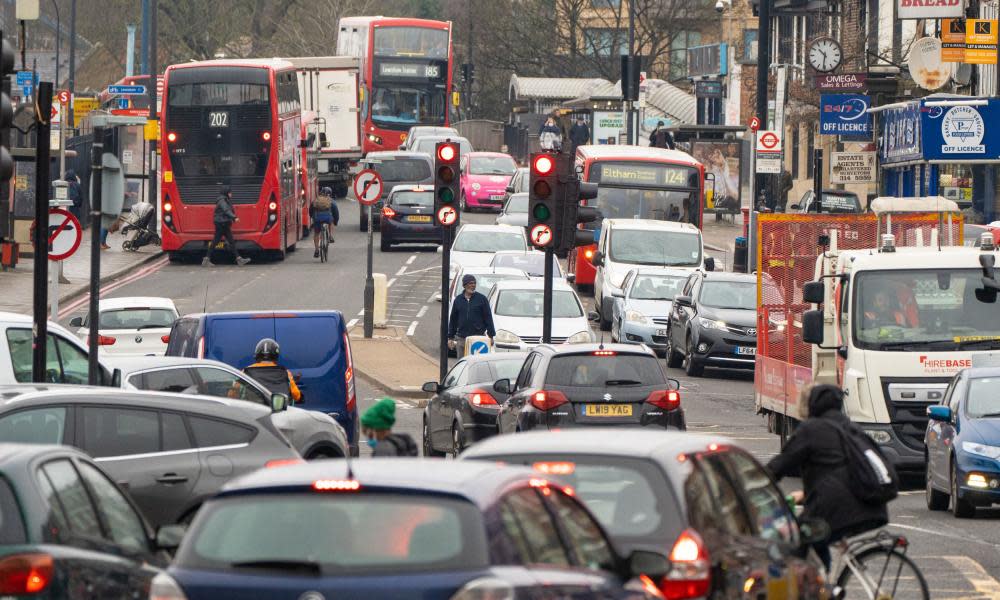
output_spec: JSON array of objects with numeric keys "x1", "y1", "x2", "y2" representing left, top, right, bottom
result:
[
  {"x1": 15, "y1": 71, "x2": 31, "y2": 85},
  {"x1": 437, "y1": 205, "x2": 457, "y2": 226},
  {"x1": 755, "y1": 130, "x2": 782, "y2": 174},
  {"x1": 50, "y1": 103, "x2": 60, "y2": 125},
  {"x1": 73, "y1": 97, "x2": 99, "y2": 126},
  {"x1": 469, "y1": 340, "x2": 490, "y2": 355},
  {"x1": 353, "y1": 169, "x2": 384, "y2": 206},
  {"x1": 757, "y1": 130, "x2": 781, "y2": 151},
  {"x1": 107, "y1": 84, "x2": 146, "y2": 95},
  {"x1": 40, "y1": 208, "x2": 82, "y2": 261},
  {"x1": 117, "y1": 97, "x2": 129, "y2": 109},
  {"x1": 530, "y1": 224, "x2": 553, "y2": 247},
  {"x1": 56, "y1": 90, "x2": 70, "y2": 105},
  {"x1": 748, "y1": 116, "x2": 761, "y2": 132}
]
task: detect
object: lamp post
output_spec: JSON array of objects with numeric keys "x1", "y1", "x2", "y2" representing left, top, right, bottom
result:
[
  {"x1": 754, "y1": 0, "x2": 773, "y2": 209},
  {"x1": 67, "y1": 0, "x2": 75, "y2": 126},
  {"x1": 51, "y1": 0, "x2": 59, "y2": 87}
]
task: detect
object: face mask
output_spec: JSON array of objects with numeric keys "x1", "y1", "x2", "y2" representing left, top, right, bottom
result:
[{"x1": 366, "y1": 438, "x2": 378, "y2": 449}]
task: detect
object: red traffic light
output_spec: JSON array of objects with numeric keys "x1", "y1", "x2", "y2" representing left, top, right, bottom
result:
[
  {"x1": 437, "y1": 143, "x2": 457, "y2": 162},
  {"x1": 533, "y1": 154, "x2": 554, "y2": 175}
]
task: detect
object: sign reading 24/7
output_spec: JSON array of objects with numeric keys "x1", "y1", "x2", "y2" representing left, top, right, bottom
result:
[{"x1": 820, "y1": 94, "x2": 872, "y2": 136}]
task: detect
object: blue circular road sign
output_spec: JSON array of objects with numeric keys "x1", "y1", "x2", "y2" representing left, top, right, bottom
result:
[{"x1": 470, "y1": 341, "x2": 490, "y2": 355}]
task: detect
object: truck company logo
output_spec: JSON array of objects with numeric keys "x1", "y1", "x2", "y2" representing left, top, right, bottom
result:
[
  {"x1": 919, "y1": 355, "x2": 972, "y2": 373},
  {"x1": 942, "y1": 106, "x2": 986, "y2": 153}
]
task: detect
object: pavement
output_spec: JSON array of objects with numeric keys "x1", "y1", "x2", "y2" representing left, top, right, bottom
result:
[{"x1": 348, "y1": 325, "x2": 439, "y2": 402}]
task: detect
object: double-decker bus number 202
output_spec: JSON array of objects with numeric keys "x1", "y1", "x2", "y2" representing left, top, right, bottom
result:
[{"x1": 209, "y1": 111, "x2": 229, "y2": 127}]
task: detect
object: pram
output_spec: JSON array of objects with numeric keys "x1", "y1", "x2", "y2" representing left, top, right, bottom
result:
[{"x1": 120, "y1": 201, "x2": 161, "y2": 251}]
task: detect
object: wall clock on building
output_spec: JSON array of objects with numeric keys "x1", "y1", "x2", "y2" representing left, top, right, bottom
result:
[{"x1": 808, "y1": 37, "x2": 842, "y2": 72}]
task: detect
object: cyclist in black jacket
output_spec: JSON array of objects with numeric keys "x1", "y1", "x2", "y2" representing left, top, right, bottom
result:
[{"x1": 447, "y1": 274, "x2": 495, "y2": 357}]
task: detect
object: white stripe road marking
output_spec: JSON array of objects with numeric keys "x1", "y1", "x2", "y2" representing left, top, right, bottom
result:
[
  {"x1": 417, "y1": 305, "x2": 428, "y2": 318},
  {"x1": 396, "y1": 266, "x2": 407, "y2": 276},
  {"x1": 406, "y1": 255, "x2": 417, "y2": 265},
  {"x1": 943, "y1": 556, "x2": 1000, "y2": 596},
  {"x1": 347, "y1": 319, "x2": 358, "y2": 329},
  {"x1": 406, "y1": 321, "x2": 418, "y2": 336},
  {"x1": 387, "y1": 278, "x2": 396, "y2": 287},
  {"x1": 357, "y1": 309, "x2": 364, "y2": 316},
  {"x1": 889, "y1": 523, "x2": 1000, "y2": 549},
  {"x1": 427, "y1": 292, "x2": 439, "y2": 303}
]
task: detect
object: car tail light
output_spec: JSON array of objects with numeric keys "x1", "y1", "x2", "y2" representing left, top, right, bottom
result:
[
  {"x1": 646, "y1": 389, "x2": 680, "y2": 411},
  {"x1": 530, "y1": 389, "x2": 568, "y2": 411},
  {"x1": 449, "y1": 577, "x2": 514, "y2": 600},
  {"x1": 382, "y1": 206, "x2": 397, "y2": 219},
  {"x1": 149, "y1": 572, "x2": 189, "y2": 600},
  {"x1": 161, "y1": 335, "x2": 170, "y2": 343},
  {"x1": 313, "y1": 479, "x2": 360, "y2": 491},
  {"x1": 266, "y1": 458, "x2": 303, "y2": 468},
  {"x1": 468, "y1": 389, "x2": 498, "y2": 406},
  {"x1": 98, "y1": 335, "x2": 116, "y2": 346},
  {"x1": 533, "y1": 461, "x2": 575, "y2": 475},
  {"x1": 592, "y1": 350, "x2": 616, "y2": 356},
  {"x1": 343, "y1": 332, "x2": 357, "y2": 413},
  {"x1": 0, "y1": 553, "x2": 53, "y2": 594},
  {"x1": 661, "y1": 529, "x2": 710, "y2": 600}
]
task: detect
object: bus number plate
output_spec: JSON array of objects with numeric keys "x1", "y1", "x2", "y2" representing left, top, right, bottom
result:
[{"x1": 209, "y1": 112, "x2": 229, "y2": 127}]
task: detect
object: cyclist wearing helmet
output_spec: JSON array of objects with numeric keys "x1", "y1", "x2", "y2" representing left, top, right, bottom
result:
[
  {"x1": 310, "y1": 187, "x2": 340, "y2": 258},
  {"x1": 242, "y1": 338, "x2": 302, "y2": 402}
]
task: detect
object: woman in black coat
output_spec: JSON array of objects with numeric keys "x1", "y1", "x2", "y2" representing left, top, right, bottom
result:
[{"x1": 767, "y1": 384, "x2": 889, "y2": 568}]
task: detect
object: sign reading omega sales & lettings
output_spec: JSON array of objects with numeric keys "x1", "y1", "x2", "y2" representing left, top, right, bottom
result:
[{"x1": 897, "y1": 0, "x2": 963, "y2": 20}]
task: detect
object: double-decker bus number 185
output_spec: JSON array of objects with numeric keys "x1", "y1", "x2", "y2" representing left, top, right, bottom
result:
[{"x1": 209, "y1": 111, "x2": 229, "y2": 127}]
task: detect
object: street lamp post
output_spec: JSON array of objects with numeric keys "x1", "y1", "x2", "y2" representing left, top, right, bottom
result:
[
  {"x1": 67, "y1": 0, "x2": 76, "y2": 126},
  {"x1": 51, "y1": 0, "x2": 59, "y2": 88},
  {"x1": 754, "y1": 0, "x2": 772, "y2": 208}
]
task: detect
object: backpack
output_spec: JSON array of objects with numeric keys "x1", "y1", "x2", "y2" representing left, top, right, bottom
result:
[
  {"x1": 313, "y1": 194, "x2": 333, "y2": 211},
  {"x1": 829, "y1": 420, "x2": 899, "y2": 505},
  {"x1": 385, "y1": 433, "x2": 419, "y2": 457}
]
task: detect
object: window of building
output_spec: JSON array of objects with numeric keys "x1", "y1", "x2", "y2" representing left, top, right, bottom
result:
[
  {"x1": 583, "y1": 28, "x2": 626, "y2": 57},
  {"x1": 742, "y1": 29, "x2": 758, "y2": 63},
  {"x1": 806, "y1": 126, "x2": 815, "y2": 179},
  {"x1": 670, "y1": 31, "x2": 702, "y2": 79},
  {"x1": 590, "y1": 0, "x2": 621, "y2": 7}
]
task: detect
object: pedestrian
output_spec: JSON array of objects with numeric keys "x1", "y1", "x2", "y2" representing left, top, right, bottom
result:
[
  {"x1": 779, "y1": 169, "x2": 793, "y2": 211},
  {"x1": 361, "y1": 397, "x2": 419, "y2": 456},
  {"x1": 242, "y1": 338, "x2": 302, "y2": 402},
  {"x1": 448, "y1": 274, "x2": 496, "y2": 358},
  {"x1": 64, "y1": 170, "x2": 83, "y2": 224},
  {"x1": 649, "y1": 121, "x2": 675, "y2": 150},
  {"x1": 766, "y1": 384, "x2": 889, "y2": 570},
  {"x1": 538, "y1": 115, "x2": 563, "y2": 151},
  {"x1": 569, "y1": 115, "x2": 590, "y2": 153},
  {"x1": 203, "y1": 184, "x2": 250, "y2": 266}
]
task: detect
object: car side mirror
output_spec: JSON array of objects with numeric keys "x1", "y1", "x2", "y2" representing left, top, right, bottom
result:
[
  {"x1": 802, "y1": 309, "x2": 824, "y2": 345},
  {"x1": 797, "y1": 517, "x2": 830, "y2": 547},
  {"x1": 69, "y1": 316, "x2": 83, "y2": 327},
  {"x1": 704, "y1": 256, "x2": 715, "y2": 272},
  {"x1": 590, "y1": 251, "x2": 604, "y2": 267},
  {"x1": 422, "y1": 381, "x2": 441, "y2": 393},
  {"x1": 803, "y1": 281, "x2": 825, "y2": 304},
  {"x1": 155, "y1": 524, "x2": 187, "y2": 552},
  {"x1": 587, "y1": 311, "x2": 601, "y2": 323},
  {"x1": 673, "y1": 295, "x2": 692, "y2": 308},
  {"x1": 611, "y1": 289, "x2": 625, "y2": 298},
  {"x1": 271, "y1": 393, "x2": 290, "y2": 412},
  {"x1": 505, "y1": 185, "x2": 515, "y2": 193},
  {"x1": 493, "y1": 378, "x2": 512, "y2": 395},
  {"x1": 927, "y1": 405, "x2": 952, "y2": 422},
  {"x1": 627, "y1": 549, "x2": 670, "y2": 579},
  {"x1": 436, "y1": 246, "x2": 443, "y2": 254}
]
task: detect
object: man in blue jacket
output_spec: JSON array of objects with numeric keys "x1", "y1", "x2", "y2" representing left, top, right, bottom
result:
[{"x1": 448, "y1": 274, "x2": 495, "y2": 357}]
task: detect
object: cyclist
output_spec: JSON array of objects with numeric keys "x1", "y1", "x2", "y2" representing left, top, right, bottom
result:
[
  {"x1": 766, "y1": 384, "x2": 888, "y2": 570},
  {"x1": 311, "y1": 187, "x2": 340, "y2": 258},
  {"x1": 242, "y1": 338, "x2": 302, "y2": 402}
]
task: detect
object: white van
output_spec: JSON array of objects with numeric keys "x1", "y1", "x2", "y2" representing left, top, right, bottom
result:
[
  {"x1": 0, "y1": 312, "x2": 115, "y2": 384},
  {"x1": 591, "y1": 218, "x2": 712, "y2": 331}
]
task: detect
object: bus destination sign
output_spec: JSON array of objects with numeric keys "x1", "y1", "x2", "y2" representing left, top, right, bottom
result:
[
  {"x1": 593, "y1": 162, "x2": 696, "y2": 188},
  {"x1": 378, "y1": 62, "x2": 443, "y2": 79}
]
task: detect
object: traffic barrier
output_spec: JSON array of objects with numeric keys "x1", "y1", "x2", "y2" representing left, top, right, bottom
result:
[{"x1": 373, "y1": 273, "x2": 387, "y2": 328}]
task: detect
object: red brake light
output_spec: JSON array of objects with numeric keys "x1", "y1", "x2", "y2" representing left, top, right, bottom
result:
[
  {"x1": 437, "y1": 143, "x2": 457, "y2": 162},
  {"x1": 533, "y1": 461, "x2": 575, "y2": 475},
  {"x1": 0, "y1": 553, "x2": 53, "y2": 594},
  {"x1": 97, "y1": 335, "x2": 116, "y2": 346},
  {"x1": 469, "y1": 389, "x2": 498, "y2": 406},
  {"x1": 266, "y1": 458, "x2": 304, "y2": 468},
  {"x1": 262, "y1": 131, "x2": 272, "y2": 141},
  {"x1": 161, "y1": 334, "x2": 170, "y2": 343},
  {"x1": 530, "y1": 389, "x2": 568, "y2": 411},
  {"x1": 661, "y1": 529, "x2": 710, "y2": 600},
  {"x1": 382, "y1": 206, "x2": 397, "y2": 218},
  {"x1": 268, "y1": 201, "x2": 278, "y2": 211},
  {"x1": 592, "y1": 350, "x2": 616, "y2": 356},
  {"x1": 313, "y1": 479, "x2": 360, "y2": 491},
  {"x1": 166, "y1": 132, "x2": 177, "y2": 143},
  {"x1": 584, "y1": 248, "x2": 594, "y2": 259},
  {"x1": 646, "y1": 389, "x2": 680, "y2": 411},
  {"x1": 344, "y1": 332, "x2": 357, "y2": 413},
  {"x1": 532, "y1": 154, "x2": 554, "y2": 175}
]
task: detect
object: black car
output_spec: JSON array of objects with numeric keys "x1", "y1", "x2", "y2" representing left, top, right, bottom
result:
[
  {"x1": 0, "y1": 443, "x2": 176, "y2": 598},
  {"x1": 422, "y1": 352, "x2": 528, "y2": 456},
  {"x1": 461, "y1": 430, "x2": 829, "y2": 599},
  {"x1": 789, "y1": 189, "x2": 863, "y2": 214},
  {"x1": 379, "y1": 185, "x2": 441, "y2": 251},
  {"x1": 665, "y1": 271, "x2": 757, "y2": 377},
  {"x1": 357, "y1": 152, "x2": 434, "y2": 231},
  {"x1": 495, "y1": 343, "x2": 685, "y2": 433},
  {"x1": 158, "y1": 459, "x2": 668, "y2": 600}
]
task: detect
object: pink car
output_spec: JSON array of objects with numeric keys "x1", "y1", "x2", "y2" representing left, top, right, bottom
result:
[{"x1": 460, "y1": 152, "x2": 518, "y2": 212}]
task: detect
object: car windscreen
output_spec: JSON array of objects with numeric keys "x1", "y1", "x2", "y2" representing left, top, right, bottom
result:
[
  {"x1": 495, "y1": 290, "x2": 582, "y2": 318},
  {"x1": 491, "y1": 253, "x2": 561, "y2": 277},
  {"x1": 390, "y1": 191, "x2": 434, "y2": 207},
  {"x1": 176, "y1": 493, "x2": 488, "y2": 574},
  {"x1": 453, "y1": 230, "x2": 526, "y2": 252},
  {"x1": 545, "y1": 353, "x2": 666, "y2": 387},
  {"x1": 966, "y1": 378, "x2": 1000, "y2": 418},
  {"x1": 630, "y1": 275, "x2": 686, "y2": 300},
  {"x1": 609, "y1": 229, "x2": 701, "y2": 267},
  {"x1": 469, "y1": 156, "x2": 516, "y2": 176},
  {"x1": 506, "y1": 194, "x2": 528, "y2": 213},
  {"x1": 698, "y1": 281, "x2": 756, "y2": 310},
  {"x1": 0, "y1": 476, "x2": 26, "y2": 544},
  {"x1": 417, "y1": 138, "x2": 472, "y2": 156},
  {"x1": 99, "y1": 308, "x2": 177, "y2": 329},
  {"x1": 815, "y1": 193, "x2": 861, "y2": 213},
  {"x1": 374, "y1": 159, "x2": 431, "y2": 182},
  {"x1": 468, "y1": 273, "x2": 528, "y2": 296}
]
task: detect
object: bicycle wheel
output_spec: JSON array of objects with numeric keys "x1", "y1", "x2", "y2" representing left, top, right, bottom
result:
[
  {"x1": 836, "y1": 546, "x2": 929, "y2": 600},
  {"x1": 320, "y1": 227, "x2": 329, "y2": 263}
]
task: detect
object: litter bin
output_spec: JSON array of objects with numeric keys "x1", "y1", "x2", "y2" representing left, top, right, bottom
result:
[{"x1": 734, "y1": 236, "x2": 748, "y2": 273}]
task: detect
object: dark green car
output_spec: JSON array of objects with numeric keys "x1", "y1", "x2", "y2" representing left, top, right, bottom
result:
[{"x1": 0, "y1": 443, "x2": 173, "y2": 598}]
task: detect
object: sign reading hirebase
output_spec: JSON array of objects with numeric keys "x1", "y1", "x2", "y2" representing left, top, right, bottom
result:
[
  {"x1": 897, "y1": 0, "x2": 963, "y2": 20},
  {"x1": 830, "y1": 152, "x2": 877, "y2": 184}
]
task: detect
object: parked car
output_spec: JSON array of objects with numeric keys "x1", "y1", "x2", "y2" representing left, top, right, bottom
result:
[
  {"x1": 379, "y1": 184, "x2": 441, "y2": 251},
  {"x1": 0, "y1": 385, "x2": 299, "y2": 527},
  {"x1": 459, "y1": 152, "x2": 518, "y2": 212},
  {"x1": 449, "y1": 223, "x2": 528, "y2": 277},
  {"x1": 489, "y1": 279, "x2": 592, "y2": 350},
  {"x1": 0, "y1": 443, "x2": 173, "y2": 597},
  {"x1": 461, "y1": 430, "x2": 829, "y2": 599},
  {"x1": 399, "y1": 125, "x2": 458, "y2": 151},
  {"x1": 489, "y1": 250, "x2": 564, "y2": 279},
  {"x1": 790, "y1": 189, "x2": 863, "y2": 214},
  {"x1": 611, "y1": 268, "x2": 689, "y2": 354},
  {"x1": 70, "y1": 296, "x2": 179, "y2": 356},
  {"x1": 411, "y1": 135, "x2": 473, "y2": 159},
  {"x1": 155, "y1": 459, "x2": 669, "y2": 600},
  {"x1": 926, "y1": 366, "x2": 1000, "y2": 518},
  {"x1": 1, "y1": 311, "x2": 116, "y2": 385},
  {"x1": 165, "y1": 310, "x2": 359, "y2": 455},
  {"x1": 665, "y1": 271, "x2": 758, "y2": 377},
  {"x1": 109, "y1": 355, "x2": 349, "y2": 459},
  {"x1": 357, "y1": 151, "x2": 434, "y2": 231},
  {"x1": 421, "y1": 351, "x2": 528, "y2": 457},
  {"x1": 495, "y1": 343, "x2": 685, "y2": 433},
  {"x1": 495, "y1": 191, "x2": 529, "y2": 228}
]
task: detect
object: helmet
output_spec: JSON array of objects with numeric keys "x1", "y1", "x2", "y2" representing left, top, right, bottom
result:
[
  {"x1": 320, "y1": 187, "x2": 333, "y2": 196},
  {"x1": 254, "y1": 338, "x2": 280, "y2": 362}
]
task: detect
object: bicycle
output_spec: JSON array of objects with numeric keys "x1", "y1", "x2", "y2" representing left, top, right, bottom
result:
[
  {"x1": 318, "y1": 222, "x2": 330, "y2": 263},
  {"x1": 831, "y1": 530, "x2": 929, "y2": 600}
]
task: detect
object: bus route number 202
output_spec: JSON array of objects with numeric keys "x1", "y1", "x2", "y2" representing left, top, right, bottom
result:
[{"x1": 209, "y1": 112, "x2": 229, "y2": 127}]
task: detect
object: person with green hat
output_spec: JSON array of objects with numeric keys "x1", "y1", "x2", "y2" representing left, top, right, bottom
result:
[{"x1": 361, "y1": 398, "x2": 419, "y2": 457}]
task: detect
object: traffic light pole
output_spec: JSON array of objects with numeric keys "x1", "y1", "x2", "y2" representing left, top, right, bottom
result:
[
  {"x1": 363, "y1": 204, "x2": 374, "y2": 338},
  {"x1": 439, "y1": 226, "x2": 451, "y2": 382},
  {"x1": 87, "y1": 126, "x2": 104, "y2": 385},
  {"x1": 31, "y1": 83, "x2": 53, "y2": 383},
  {"x1": 542, "y1": 247, "x2": 554, "y2": 344}
]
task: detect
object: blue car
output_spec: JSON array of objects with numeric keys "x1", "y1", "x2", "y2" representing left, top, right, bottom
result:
[
  {"x1": 153, "y1": 459, "x2": 669, "y2": 600},
  {"x1": 611, "y1": 268, "x2": 689, "y2": 355},
  {"x1": 166, "y1": 311, "x2": 358, "y2": 454},
  {"x1": 925, "y1": 367, "x2": 1000, "y2": 517}
]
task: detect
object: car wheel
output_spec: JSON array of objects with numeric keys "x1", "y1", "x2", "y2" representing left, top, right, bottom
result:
[
  {"x1": 683, "y1": 334, "x2": 704, "y2": 377},
  {"x1": 926, "y1": 460, "x2": 949, "y2": 511},
  {"x1": 665, "y1": 325, "x2": 683, "y2": 368},
  {"x1": 599, "y1": 299, "x2": 612, "y2": 331},
  {"x1": 611, "y1": 318, "x2": 620, "y2": 342},
  {"x1": 422, "y1": 417, "x2": 445, "y2": 457},
  {"x1": 452, "y1": 425, "x2": 463, "y2": 457},
  {"x1": 951, "y1": 460, "x2": 976, "y2": 518}
]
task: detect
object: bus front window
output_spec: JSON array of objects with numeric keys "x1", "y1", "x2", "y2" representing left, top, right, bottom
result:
[
  {"x1": 591, "y1": 187, "x2": 697, "y2": 226},
  {"x1": 371, "y1": 86, "x2": 446, "y2": 128}
]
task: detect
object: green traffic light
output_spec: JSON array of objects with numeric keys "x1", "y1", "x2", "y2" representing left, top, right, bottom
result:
[
  {"x1": 438, "y1": 187, "x2": 455, "y2": 204},
  {"x1": 532, "y1": 203, "x2": 551, "y2": 221}
]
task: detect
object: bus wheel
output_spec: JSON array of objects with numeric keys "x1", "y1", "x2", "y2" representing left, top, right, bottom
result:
[{"x1": 168, "y1": 252, "x2": 183, "y2": 263}]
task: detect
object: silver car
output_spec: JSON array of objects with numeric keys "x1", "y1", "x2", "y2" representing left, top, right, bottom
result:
[
  {"x1": 108, "y1": 356, "x2": 349, "y2": 459},
  {"x1": 0, "y1": 385, "x2": 300, "y2": 527}
]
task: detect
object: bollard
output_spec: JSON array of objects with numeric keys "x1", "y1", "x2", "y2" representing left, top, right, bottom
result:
[
  {"x1": 373, "y1": 273, "x2": 388, "y2": 328},
  {"x1": 734, "y1": 236, "x2": 748, "y2": 273}
]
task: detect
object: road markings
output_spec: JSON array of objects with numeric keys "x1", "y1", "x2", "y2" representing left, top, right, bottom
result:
[
  {"x1": 57, "y1": 256, "x2": 170, "y2": 319},
  {"x1": 396, "y1": 266, "x2": 407, "y2": 276},
  {"x1": 943, "y1": 556, "x2": 1000, "y2": 596},
  {"x1": 417, "y1": 305, "x2": 428, "y2": 318},
  {"x1": 406, "y1": 321, "x2": 418, "y2": 336},
  {"x1": 427, "y1": 292, "x2": 440, "y2": 303},
  {"x1": 357, "y1": 309, "x2": 364, "y2": 316},
  {"x1": 890, "y1": 523, "x2": 1000, "y2": 549},
  {"x1": 387, "y1": 278, "x2": 396, "y2": 287},
  {"x1": 406, "y1": 255, "x2": 417, "y2": 265},
  {"x1": 347, "y1": 318, "x2": 358, "y2": 329}
]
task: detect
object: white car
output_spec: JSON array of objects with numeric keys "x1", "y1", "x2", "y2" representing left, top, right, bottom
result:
[
  {"x1": 488, "y1": 280, "x2": 594, "y2": 350},
  {"x1": 70, "y1": 297, "x2": 179, "y2": 356},
  {"x1": 489, "y1": 250, "x2": 564, "y2": 279},
  {"x1": 446, "y1": 265, "x2": 531, "y2": 319},
  {"x1": 0, "y1": 311, "x2": 115, "y2": 384},
  {"x1": 448, "y1": 223, "x2": 528, "y2": 279}
]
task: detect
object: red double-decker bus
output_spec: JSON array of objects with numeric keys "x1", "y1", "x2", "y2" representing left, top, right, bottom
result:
[
  {"x1": 336, "y1": 16, "x2": 453, "y2": 154},
  {"x1": 160, "y1": 59, "x2": 303, "y2": 260}
]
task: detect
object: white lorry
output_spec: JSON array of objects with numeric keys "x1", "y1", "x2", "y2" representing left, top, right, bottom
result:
[
  {"x1": 286, "y1": 56, "x2": 362, "y2": 198},
  {"x1": 756, "y1": 197, "x2": 1000, "y2": 473}
]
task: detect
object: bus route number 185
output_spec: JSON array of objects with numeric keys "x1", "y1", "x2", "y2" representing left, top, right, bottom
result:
[{"x1": 209, "y1": 111, "x2": 229, "y2": 127}]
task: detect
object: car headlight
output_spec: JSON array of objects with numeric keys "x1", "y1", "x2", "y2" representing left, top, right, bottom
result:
[
  {"x1": 495, "y1": 330, "x2": 520, "y2": 345},
  {"x1": 963, "y1": 441, "x2": 1000, "y2": 460},
  {"x1": 566, "y1": 331, "x2": 592, "y2": 344},
  {"x1": 698, "y1": 317, "x2": 728, "y2": 332},
  {"x1": 472, "y1": 182, "x2": 481, "y2": 191},
  {"x1": 625, "y1": 309, "x2": 650, "y2": 325}
]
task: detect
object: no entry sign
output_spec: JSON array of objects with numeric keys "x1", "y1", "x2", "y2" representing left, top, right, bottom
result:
[
  {"x1": 354, "y1": 169, "x2": 384, "y2": 206},
  {"x1": 40, "y1": 208, "x2": 83, "y2": 261}
]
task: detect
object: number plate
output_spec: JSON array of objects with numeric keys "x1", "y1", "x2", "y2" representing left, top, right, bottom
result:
[
  {"x1": 407, "y1": 215, "x2": 432, "y2": 223},
  {"x1": 584, "y1": 404, "x2": 633, "y2": 417},
  {"x1": 655, "y1": 329, "x2": 668, "y2": 336},
  {"x1": 735, "y1": 346, "x2": 757, "y2": 356},
  {"x1": 489, "y1": 195, "x2": 505, "y2": 201}
]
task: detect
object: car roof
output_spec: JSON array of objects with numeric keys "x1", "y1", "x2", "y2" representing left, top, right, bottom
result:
[
  {"x1": 98, "y1": 297, "x2": 177, "y2": 311},
  {"x1": 0, "y1": 385, "x2": 270, "y2": 419},
  {"x1": 388, "y1": 184, "x2": 433, "y2": 194},
  {"x1": 960, "y1": 367, "x2": 1000, "y2": 378},
  {"x1": 604, "y1": 218, "x2": 700, "y2": 233},
  {"x1": 492, "y1": 250, "x2": 543, "y2": 257},
  {"x1": 178, "y1": 310, "x2": 345, "y2": 321},
  {"x1": 492, "y1": 279, "x2": 574, "y2": 291},
  {"x1": 103, "y1": 355, "x2": 233, "y2": 374},
  {"x1": 457, "y1": 351, "x2": 529, "y2": 364},
  {"x1": 455, "y1": 223, "x2": 525, "y2": 234},
  {"x1": 0, "y1": 311, "x2": 77, "y2": 337},
  {"x1": 466, "y1": 152, "x2": 513, "y2": 158},
  {"x1": 532, "y1": 342, "x2": 656, "y2": 356},
  {"x1": 701, "y1": 271, "x2": 756, "y2": 283},
  {"x1": 625, "y1": 267, "x2": 693, "y2": 278},
  {"x1": 417, "y1": 135, "x2": 471, "y2": 145},
  {"x1": 458, "y1": 266, "x2": 530, "y2": 277},
  {"x1": 364, "y1": 151, "x2": 433, "y2": 160},
  {"x1": 219, "y1": 458, "x2": 539, "y2": 506}
]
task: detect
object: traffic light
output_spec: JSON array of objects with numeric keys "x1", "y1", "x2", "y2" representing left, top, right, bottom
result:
[
  {"x1": 0, "y1": 35, "x2": 14, "y2": 181},
  {"x1": 528, "y1": 152, "x2": 560, "y2": 249},
  {"x1": 558, "y1": 176, "x2": 601, "y2": 253},
  {"x1": 434, "y1": 141, "x2": 460, "y2": 227}
]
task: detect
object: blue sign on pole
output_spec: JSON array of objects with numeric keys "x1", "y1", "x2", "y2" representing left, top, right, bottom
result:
[
  {"x1": 15, "y1": 71, "x2": 31, "y2": 85},
  {"x1": 820, "y1": 94, "x2": 872, "y2": 136},
  {"x1": 878, "y1": 102, "x2": 923, "y2": 165},
  {"x1": 117, "y1": 97, "x2": 129, "y2": 109},
  {"x1": 922, "y1": 99, "x2": 1000, "y2": 161},
  {"x1": 469, "y1": 341, "x2": 490, "y2": 355},
  {"x1": 20, "y1": 84, "x2": 31, "y2": 97},
  {"x1": 108, "y1": 85, "x2": 146, "y2": 95}
]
